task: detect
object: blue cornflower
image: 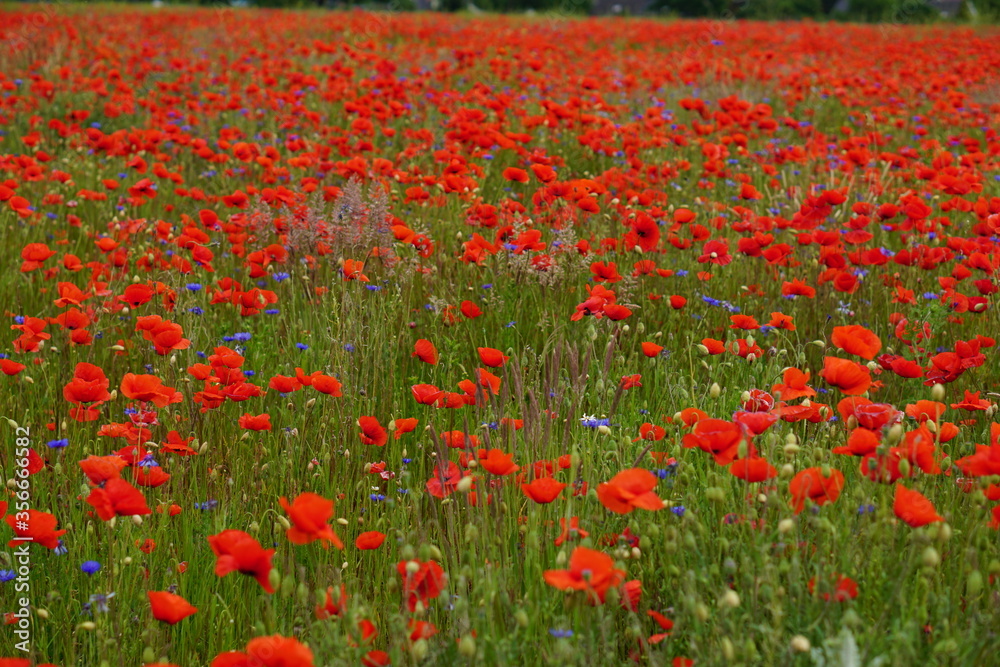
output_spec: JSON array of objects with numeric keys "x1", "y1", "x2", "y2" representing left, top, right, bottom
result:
[
  {"x1": 47, "y1": 438, "x2": 69, "y2": 449},
  {"x1": 0, "y1": 570, "x2": 15, "y2": 583},
  {"x1": 579, "y1": 416, "x2": 610, "y2": 428},
  {"x1": 671, "y1": 506, "x2": 686, "y2": 517},
  {"x1": 136, "y1": 454, "x2": 159, "y2": 468},
  {"x1": 80, "y1": 561, "x2": 101, "y2": 575},
  {"x1": 87, "y1": 592, "x2": 115, "y2": 613}
]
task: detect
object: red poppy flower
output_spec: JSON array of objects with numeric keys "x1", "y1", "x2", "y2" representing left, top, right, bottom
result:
[
  {"x1": 397, "y1": 559, "x2": 447, "y2": 612},
  {"x1": 393, "y1": 417, "x2": 418, "y2": 438},
  {"x1": 831, "y1": 325, "x2": 882, "y2": 360},
  {"x1": 207, "y1": 530, "x2": 276, "y2": 593},
  {"x1": 893, "y1": 484, "x2": 944, "y2": 527},
  {"x1": 358, "y1": 416, "x2": 388, "y2": 447},
  {"x1": 597, "y1": 468, "x2": 664, "y2": 514},
  {"x1": 641, "y1": 342, "x2": 663, "y2": 357},
  {"x1": 86, "y1": 478, "x2": 152, "y2": 521},
  {"x1": 808, "y1": 574, "x2": 859, "y2": 602},
  {"x1": 460, "y1": 300, "x2": 482, "y2": 318},
  {"x1": 477, "y1": 347, "x2": 509, "y2": 367},
  {"x1": 315, "y1": 585, "x2": 348, "y2": 620},
  {"x1": 148, "y1": 591, "x2": 198, "y2": 624},
  {"x1": 310, "y1": 373, "x2": 343, "y2": 397},
  {"x1": 729, "y1": 457, "x2": 777, "y2": 482},
  {"x1": 210, "y1": 635, "x2": 314, "y2": 667},
  {"x1": 521, "y1": 477, "x2": 567, "y2": 503},
  {"x1": 543, "y1": 546, "x2": 626, "y2": 604},
  {"x1": 356, "y1": 531, "x2": 386, "y2": 550},
  {"x1": 412, "y1": 339, "x2": 438, "y2": 365},
  {"x1": 478, "y1": 448, "x2": 520, "y2": 476},
  {"x1": 789, "y1": 467, "x2": 845, "y2": 514},
  {"x1": 820, "y1": 357, "x2": 872, "y2": 396},
  {"x1": 682, "y1": 418, "x2": 744, "y2": 465},
  {"x1": 5, "y1": 509, "x2": 67, "y2": 549},
  {"x1": 279, "y1": 493, "x2": 343, "y2": 549},
  {"x1": 238, "y1": 413, "x2": 272, "y2": 431}
]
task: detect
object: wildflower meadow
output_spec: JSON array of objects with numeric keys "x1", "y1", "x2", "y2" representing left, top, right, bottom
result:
[{"x1": 1, "y1": 6, "x2": 1000, "y2": 666}]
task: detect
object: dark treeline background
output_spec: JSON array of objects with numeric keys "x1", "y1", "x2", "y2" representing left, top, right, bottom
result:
[{"x1": 207, "y1": 0, "x2": 994, "y2": 21}]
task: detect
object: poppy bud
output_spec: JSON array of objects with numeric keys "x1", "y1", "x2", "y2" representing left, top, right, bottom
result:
[
  {"x1": 897, "y1": 459, "x2": 911, "y2": 478},
  {"x1": 36, "y1": 608, "x2": 49, "y2": 620},
  {"x1": 780, "y1": 464, "x2": 794, "y2": 478},
  {"x1": 790, "y1": 636, "x2": 811, "y2": 653},
  {"x1": 709, "y1": 383, "x2": 721, "y2": 399},
  {"x1": 694, "y1": 602, "x2": 710, "y2": 622},
  {"x1": 411, "y1": 639, "x2": 429, "y2": 661},
  {"x1": 937, "y1": 523, "x2": 952, "y2": 542},
  {"x1": 556, "y1": 550, "x2": 567, "y2": 566},
  {"x1": 696, "y1": 344, "x2": 710, "y2": 355},
  {"x1": 783, "y1": 443, "x2": 800, "y2": 457},
  {"x1": 631, "y1": 546, "x2": 641, "y2": 560},
  {"x1": 967, "y1": 570, "x2": 984, "y2": 598},
  {"x1": 514, "y1": 609, "x2": 529, "y2": 627},
  {"x1": 722, "y1": 638, "x2": 735, "y2": 661},
  {"x1": 922, "y1": 546, "x2": 940, "y2": 568},
  {"x1": 458, "y1": 635, "x2": 477, "y2": 658},
  {"x1": 78, "y1": 621, "x2": 97, "y2": 631},
  {"x1": 281, "y1": 574, "x2": 295, "y2": 597},
  {"x1": 931, "y1": 383, "x2": 945, "y2": 401},
  {"x1": 597, "y1": 425, "x2": 611, "y2": 436},
  {"x1": 131, "y1": 515, "x2": 143, "y2": 526},
  {"x1": 249, "y1": 522, "x2": 259, "y2": 533},
  {"x1": 926, "y1": 420, "x2": 938, "y2": 433},
  {"x1": 456, "y1": 475, "x2": 474, "y2": 493},
  {"x1": 24, "y1": 376, "x2": 35, "y2": 384},
  {"x1": 109, "y1": 390, "x2": 118, "y2": 401},
  {"x1": 719, "y1": 589, "x2": 740, "y2": 608},
  {"x1": 277, "y1": 515, "x2": 291, "y2": 530}
]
